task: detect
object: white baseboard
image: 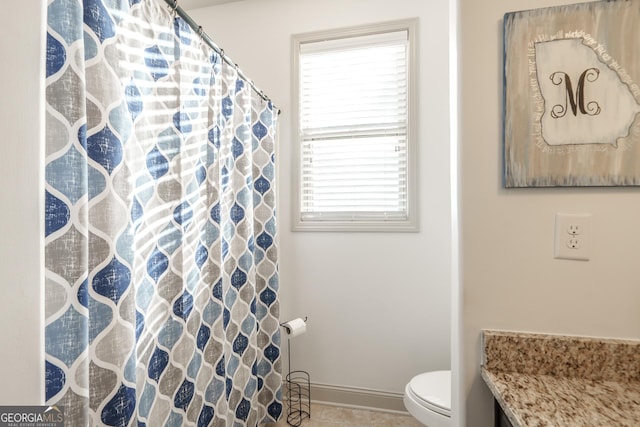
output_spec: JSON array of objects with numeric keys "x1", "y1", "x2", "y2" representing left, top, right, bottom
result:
[{"x1": 305, "y1": 382, "x2": 409, "y2": 414}]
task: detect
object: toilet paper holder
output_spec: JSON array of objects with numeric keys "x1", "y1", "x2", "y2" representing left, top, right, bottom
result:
[
  {"x1": 279, "y1": 316, "x2": 308, "y2": 335},
  {"x1": 279, "y1": 317, "x2": 310, "y2": 427}
]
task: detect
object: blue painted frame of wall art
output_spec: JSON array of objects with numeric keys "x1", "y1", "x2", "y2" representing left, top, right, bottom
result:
[{"x1": 503, "y1": 0, "x2": 640, "y2": 187}]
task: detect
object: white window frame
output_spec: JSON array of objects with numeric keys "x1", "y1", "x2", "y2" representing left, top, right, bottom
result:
[{"x1": 291, "y1": 19, "x2": 419, "y2": 232}]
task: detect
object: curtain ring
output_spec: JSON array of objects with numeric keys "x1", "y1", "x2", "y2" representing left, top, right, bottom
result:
[
  {"x1": 197, "y1": 25, "x2": 203, "y2": 37},
  {"x1": 172, "y1": 0, "x2": 179, "y2": 16}
]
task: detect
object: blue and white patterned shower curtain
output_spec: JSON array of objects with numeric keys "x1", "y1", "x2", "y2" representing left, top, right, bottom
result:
[{"x1": 44, "y1": 0, "x2": 282, "y2": 425}]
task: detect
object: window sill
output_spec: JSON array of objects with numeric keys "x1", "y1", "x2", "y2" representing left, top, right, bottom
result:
[{"x1": 292, "y1": 218, "x2": 419, "y2": 233}]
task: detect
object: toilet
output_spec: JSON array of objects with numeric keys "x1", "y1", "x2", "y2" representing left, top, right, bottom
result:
[{"x1": 403, "y1": 370, "x2": 451, "y2": 427}]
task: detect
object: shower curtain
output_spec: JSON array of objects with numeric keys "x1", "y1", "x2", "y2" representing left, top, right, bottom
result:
[{"x1": 44, "y1": 0, "x2": 282, "y2": 425}]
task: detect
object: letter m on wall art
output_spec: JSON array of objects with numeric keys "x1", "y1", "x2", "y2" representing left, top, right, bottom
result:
[{"x1": 503, "y1": 0, "x2": 640, "y2": 187}]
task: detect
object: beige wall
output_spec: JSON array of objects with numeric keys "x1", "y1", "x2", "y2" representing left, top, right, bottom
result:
[
  {"x1": 190, "y1": 0, "x2": 453, "y2": 396},
  {"x1": 459, "y1": 0, "x2": 640, "y2": 425},
  {"x1": 0, "y1": 0, "x2": 45, "y2": 404}
]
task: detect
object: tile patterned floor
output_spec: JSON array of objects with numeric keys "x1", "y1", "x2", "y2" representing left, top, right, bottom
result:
[{"x1": 265, "y1": 403, "x2": 423, "y2": 427}]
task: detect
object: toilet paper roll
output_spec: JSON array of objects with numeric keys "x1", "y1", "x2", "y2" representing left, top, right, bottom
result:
[{"x1": 282, "y1": 318, "x2": 307, "y2": 338}]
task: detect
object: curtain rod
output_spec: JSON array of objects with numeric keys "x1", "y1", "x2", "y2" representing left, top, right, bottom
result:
[{"x1": 163, "y1": 0, "x2": 281, "y2": 114}]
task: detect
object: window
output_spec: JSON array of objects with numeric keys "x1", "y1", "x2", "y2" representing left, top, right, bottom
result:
[{"x1": 292, "y1": 19, "x2": 418, "y2": 232}]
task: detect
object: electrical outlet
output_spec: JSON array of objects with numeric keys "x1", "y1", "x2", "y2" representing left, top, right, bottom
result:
[
  {"x1": 567, "y1": 224, "x2": 582, "y2": 235},
  {"x1": 554, "y1": 213, "x2": 591, "y2": 261},
  {"x1": 567, "y1": 237, "x2": 580, "y2": 249}
]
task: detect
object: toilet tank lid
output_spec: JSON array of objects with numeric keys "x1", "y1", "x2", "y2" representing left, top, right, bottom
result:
[{"x1": 408, "y1": 370, "x2": 451, "y2": 412}]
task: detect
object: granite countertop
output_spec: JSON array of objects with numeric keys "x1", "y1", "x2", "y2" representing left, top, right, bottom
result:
[{"x1": 481, "y1": 330, "x2": 640, "y2": 427}]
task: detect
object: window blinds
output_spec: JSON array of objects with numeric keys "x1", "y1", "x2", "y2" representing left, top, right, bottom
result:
[{"x1": 298, "y1": 30, "x2": 409, "y2": 221}]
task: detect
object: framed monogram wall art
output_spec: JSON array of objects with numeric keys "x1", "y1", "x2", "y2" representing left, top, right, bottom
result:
[{"x1": 503, "y1": 0, "x2": 640, "y2": 187}]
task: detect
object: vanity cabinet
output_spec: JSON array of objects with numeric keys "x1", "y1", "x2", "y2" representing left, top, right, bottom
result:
[
  {"x1": 494, "y1": 400, "x2": 513, "y2": 427},
  {"x1": 482, "y1": 330, "x2": 640, "y2": 427}
]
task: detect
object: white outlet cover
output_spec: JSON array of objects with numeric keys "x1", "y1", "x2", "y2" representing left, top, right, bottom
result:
[{"x1": 554, "y1": 213, "x2": 591, "y2": 261}]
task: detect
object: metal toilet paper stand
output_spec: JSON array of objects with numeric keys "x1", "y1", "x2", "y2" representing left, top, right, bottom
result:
[{"x1": 280, "y1": 317, "x2": 310, "y2": 426}]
